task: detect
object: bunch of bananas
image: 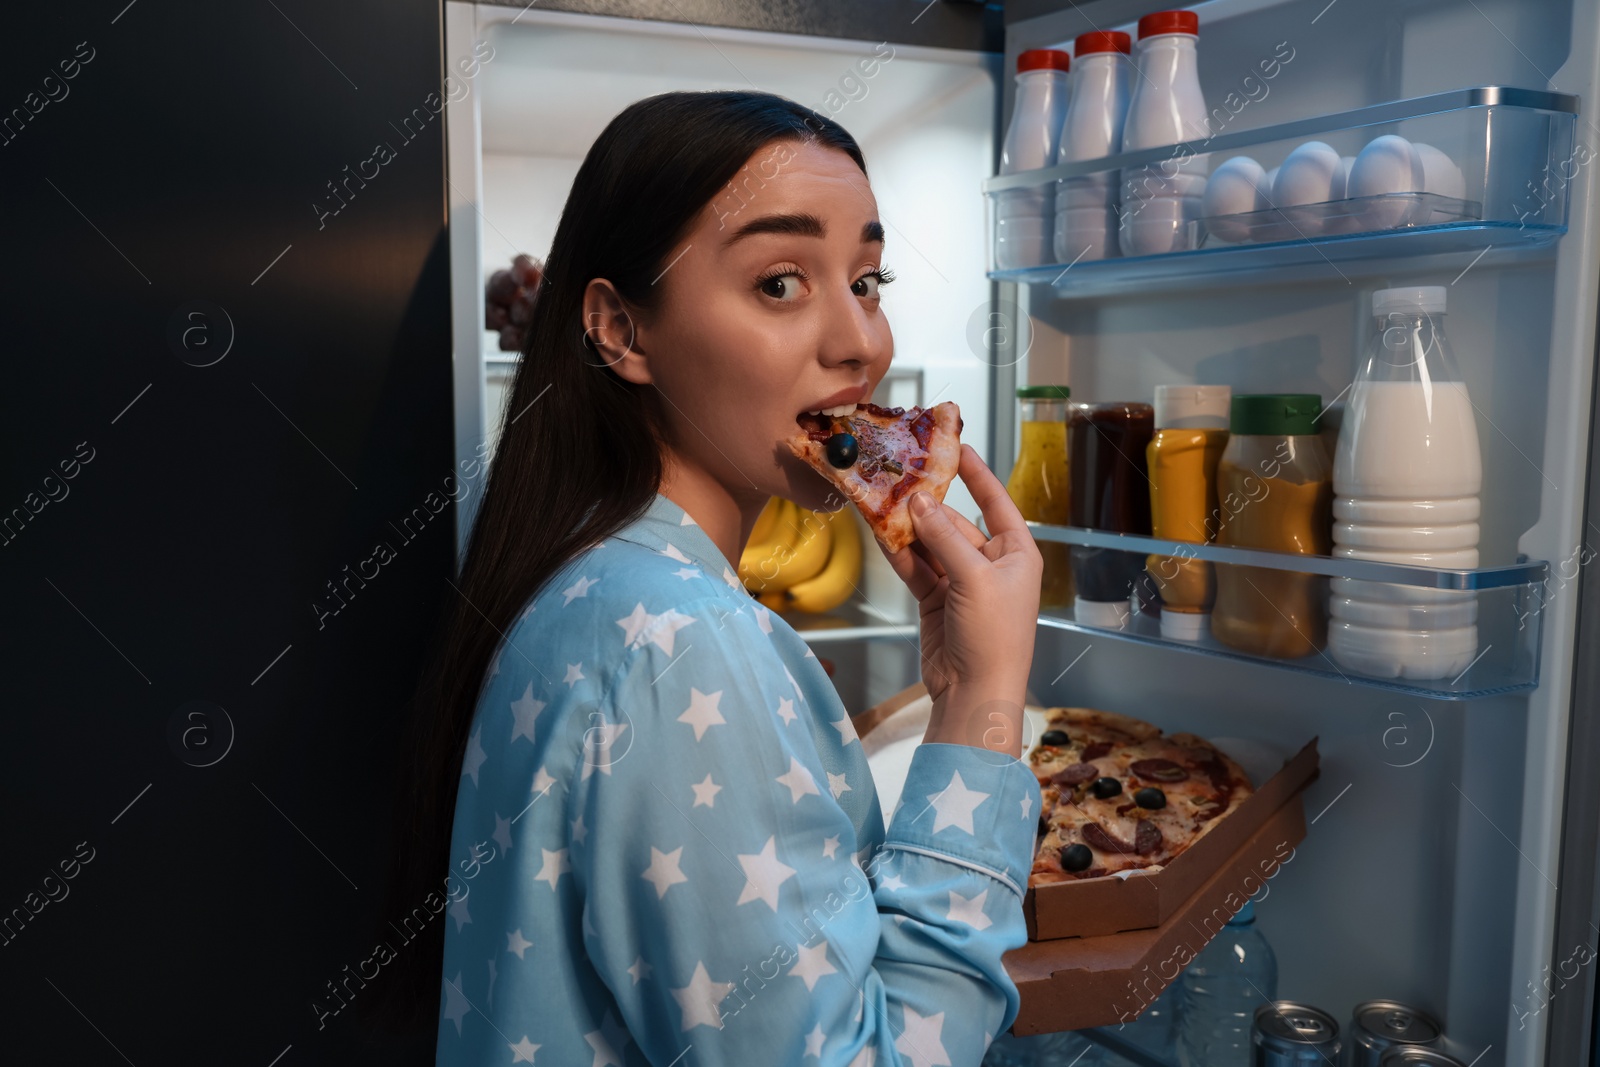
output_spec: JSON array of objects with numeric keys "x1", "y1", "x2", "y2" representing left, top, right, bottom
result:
[{"x1": 737, "y1": 497, "x2": 862, "y2": 614}]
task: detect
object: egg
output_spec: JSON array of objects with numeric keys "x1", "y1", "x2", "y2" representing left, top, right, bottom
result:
[
  {"x1": 1349, "y1": 134, "x2": 1424, "y2": 230},
  {"x1": 1201, "y1": 156, "x2": 1270, "y2": 243},
  {"x1": 1272, "y1": 141, "x2": 1345, "y2": 237},
  {"x1": 1256, "y1": 165, "x2": 1289, "y2": 242},
  {"x1": 1409, "y1": 143, "x2": 1466, "y2": 224}
]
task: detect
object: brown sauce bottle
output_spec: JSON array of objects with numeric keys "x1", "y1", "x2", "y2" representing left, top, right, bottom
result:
[{"x1": 1068, "y1": 402, "x2": 1155, "y2": 625}]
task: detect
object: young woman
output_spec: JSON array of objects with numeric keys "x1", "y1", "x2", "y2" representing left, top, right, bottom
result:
[{"x1": 385, "y1": 89, "x2": 1044, "y2": 1066}]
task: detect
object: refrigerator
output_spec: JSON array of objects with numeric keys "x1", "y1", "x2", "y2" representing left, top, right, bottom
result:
[{"x1": 442, "y1": 1, "x2": 1600, "y2": 1065}]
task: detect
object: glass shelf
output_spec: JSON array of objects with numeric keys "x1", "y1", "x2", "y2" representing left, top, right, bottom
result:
[
  {"x1": 1021, "y1": 522, "x2": 1548, "y2": 701},
  {"x1": 983, "y1": 86, "x2": 1577, "y2": 296}
]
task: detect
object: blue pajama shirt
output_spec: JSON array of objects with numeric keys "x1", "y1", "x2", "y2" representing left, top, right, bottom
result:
[{"x1": 434, "y1": 491, "x2": 1042, "y2": 1067}]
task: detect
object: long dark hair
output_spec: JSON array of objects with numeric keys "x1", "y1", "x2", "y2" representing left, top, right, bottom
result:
[{"x1": 360, "y1": 90, "x2": 868, "y2": 1034}]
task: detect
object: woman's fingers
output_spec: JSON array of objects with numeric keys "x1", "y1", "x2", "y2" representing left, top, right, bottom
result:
[
  {"x1": 907, "y1": 490, "x2": 991, "y2": 586},
  {"x1": 880, "y1": 536, "x2": 942, "y2": 601},
  {"x1": 956, "y1": 444, "x2": 1033, "y2": 542}
]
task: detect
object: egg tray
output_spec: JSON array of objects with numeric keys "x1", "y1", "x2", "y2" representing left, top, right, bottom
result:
[{"x1": 1198, "y1": 191, "x2": 1482, "y2": 247}]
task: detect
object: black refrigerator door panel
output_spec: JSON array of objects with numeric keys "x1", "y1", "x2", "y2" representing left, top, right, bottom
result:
[{"x1": 0, "y1": 3, "x2": 451, "y2": 1064}]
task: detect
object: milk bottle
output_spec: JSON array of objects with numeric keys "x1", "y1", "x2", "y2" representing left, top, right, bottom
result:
[
  {"x1": 1118, "y1": 10, "x2": 1210, "y2": 257},
  {"x1": 1329, "y1": 286, "x2": 1483, "y2": 680},
  {"x1": 996, "y1": 49, "x2": 1072, "y2": 270},
  {"x1": 1054, "y1": 31, "x2": 1131, "y2": 263}
]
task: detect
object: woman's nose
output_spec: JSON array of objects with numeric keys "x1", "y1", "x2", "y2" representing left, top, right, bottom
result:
[{"x1": 817, "y1": 285, "x2": 890, "y2": 370}]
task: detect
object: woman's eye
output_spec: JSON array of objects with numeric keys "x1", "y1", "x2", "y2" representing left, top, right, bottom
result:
[
  {"x1": 759, "y1": 274, "x2": 802, "y2": 301},
  {"x1": 852, "y1": 274, "x2": 881, "y2": 299}
]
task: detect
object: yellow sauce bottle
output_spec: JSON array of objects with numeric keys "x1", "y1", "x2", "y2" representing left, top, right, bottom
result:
[
  {"x1": 1145, "y1": 385, "x2": 1231, "y2": 640},
  {"x1": 1211, "y1": 394, "x2": 1333, "y2": 658},
  {"x1": 1006, "y1": 386, "x2": 1074, "y2": 608}
]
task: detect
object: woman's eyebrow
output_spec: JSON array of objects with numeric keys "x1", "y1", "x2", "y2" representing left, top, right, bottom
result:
[{"x1": 723, "y1": 213, "x2": 886, "y2": 247}]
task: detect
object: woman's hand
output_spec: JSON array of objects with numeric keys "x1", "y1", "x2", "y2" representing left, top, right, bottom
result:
[{"x1": 879, "y1": 444, "x2": 1043, "y2": 757}]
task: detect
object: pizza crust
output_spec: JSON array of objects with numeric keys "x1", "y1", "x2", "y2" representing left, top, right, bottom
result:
[{"x1": 785, "y1": 401, "x2": 962, "y2": 554}]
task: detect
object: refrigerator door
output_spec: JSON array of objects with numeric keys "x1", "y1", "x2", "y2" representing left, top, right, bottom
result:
[
  {"x1": 0, "y1": 3, "x2": 453, "y2": 1065},
  {"x1": 994, "y1": 2, "x2": 1600, "y2": 1065}
]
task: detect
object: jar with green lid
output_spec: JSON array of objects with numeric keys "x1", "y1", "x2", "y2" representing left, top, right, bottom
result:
[
  {"x1": 1006, "y1": 385, "x2": 1074, "y2": 608},
  {"x1": 1210, "y1": 393, "x2": 1333, "y2": 658}
]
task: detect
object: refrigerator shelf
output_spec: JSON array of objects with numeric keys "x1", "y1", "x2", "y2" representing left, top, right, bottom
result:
[
  {"x1": 984, "y1": 85, "x2": 1576, "y2": 295},
  {"x1": 1023, "y1": 522, "x2": 1548, "y2": 700}
]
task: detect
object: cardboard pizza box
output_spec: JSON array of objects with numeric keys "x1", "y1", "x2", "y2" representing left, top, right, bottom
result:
[{"x1": 857, "y1": 681, "x2": 1318, "y2": 947}]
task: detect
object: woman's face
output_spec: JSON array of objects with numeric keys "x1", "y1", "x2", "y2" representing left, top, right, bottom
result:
[{"x1": 624, "y1": 138, "x2": 895, "y2": 513}]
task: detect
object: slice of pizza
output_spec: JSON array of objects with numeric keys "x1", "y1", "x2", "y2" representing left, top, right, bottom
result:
[
  {"x1": 787, "y1": 401, "x2": 963, "y2": 554},
  {"x1": 1025, "y1": 706, "x2": 1254, "y2": 884}
]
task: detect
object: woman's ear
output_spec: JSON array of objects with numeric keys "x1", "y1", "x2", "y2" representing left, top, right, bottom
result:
[{"x1": 581, "y1": 278, "x2": 651, "y2": 384}]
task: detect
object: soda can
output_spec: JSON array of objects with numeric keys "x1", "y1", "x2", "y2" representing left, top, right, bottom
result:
[
  {"x1": 1253, "y1": 1001, "x2": 1342, "y2": 1066},
  {"x1": 1377, "y1": 1048, "x2": 1467, "y2": 1066},
  {"x1": 1349, "y1": 1000, "x2": 1443, "y2": 1066}
]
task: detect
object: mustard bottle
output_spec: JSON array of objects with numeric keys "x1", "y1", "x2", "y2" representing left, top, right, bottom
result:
[
  {"x1": 1145, "y1": 385, "x2": 1231, "y2": 640},
  {"x1": 1006, "y1": 385, "x2": 1074, "y2": 608}
]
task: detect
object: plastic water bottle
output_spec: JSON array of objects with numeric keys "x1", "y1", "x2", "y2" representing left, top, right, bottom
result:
[
  {"x1": 1177, "y1": 899, "x2": 1278, "y2": 1067},
  {"x1": 1055, "y1": 30, "x2": 1131, "y2": 263},
  {"x1": 1118, "y1": 10, "x2": 1210, "y2": 257},
  {"x1": 1329, "y1": 286, "x2": 1483, "y2": 680},
  {"x1": 996, "y1": 49, "x2": 1072, "y2": 270}
]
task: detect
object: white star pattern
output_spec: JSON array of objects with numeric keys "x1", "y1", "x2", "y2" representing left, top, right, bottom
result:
[
  {"x1": 832, "y1": 716, "x2": 859, "y2": 745},
  {"x1": 641, "y1": 846, "x2": 690, "y2": 899},
  {"x1": 753, "y1": 605, "x2": 773, "y2": 634},
  {"x1": 509, "y1": 1035, "x2": 540, "y2": 1063},
  {"x1": 571, "y1": 814, "x2": 588, "y2": 845},
  {"x1": 784, "y1": 665, "x2": 804, "y2": 699},
  {"x1": 531, "y1": 767, "x2": 557, "y2": 798},
  {"x1": 627, "y1": 956, "x2": 652, "y2": 984},
  {"x1": 442, "y1": 970, "x2": 469, "y2": 1035},
  {"x1": 775, "y1": 696, "x2": 797, "y2": 725},
  {"x1": 822, "y1": 834, "x2": 840, "y2": 859},
  {"x1": 659, "y1": 542, "x2": 691, "y2": 564},
  {"x1": 926, "y1": 770, "x2": 990, "y2": 834},
  {"x1": 673, "y1": 566, "x2": 700, "y2": 581},
  {"x1": 721, "y1": 565, "x2": 742, "y2": 589},
  {"x1": 827, "y1": 771, "x2": 851, "y2": 799},
  {"x1": 564, "y1": 662, "x2": 585, "y2": 687},
  {"x1": 584, "y1": 1010, "x2": 628, "y2": 1067},
  {"x1": 895, "y1": 1007, "x2": 951, "y2": 1067},
  {"x1": 449, "y1": 894, "x2": 471, "y2": 931},
  {"x1": 680, "y1": 511, "x2": 697, "y2": 526},
  {"x1": 562, "y1": 575, "x2": 599, "y2": 605},
  {"x1": 535, "y1": 848, "x2": 570, "y2": 890},
  {"x1": 461, "y1": 726, "x2": 487, "y2": 787},
  {"x1": 788, "y1": 940, "x2": 838, "y2": 991},
  {"x1": 579, "y1": 721, "x2": 628, "y2": 781},
  {"x1": 775, "y1": 757, "x2": 821, "y2": 804},
  {"x1": 672, "y1": 961, "x2": 735, "y2": 1031},
  {"x1": 510, "y1": 684, "x2": 545, "y2": 745},
  {"x1": 805, "y1": 1023, "x2": 826, "y2": 1058},
  {"x1": 677, "y1": 688, "x2": 726, "y2": 741},
  {"x1": 1021, "y1": 794, "x2": 1033, "y2": 821},
  {"x1": 492, "y1": 813, "x2": 513, "y2": 855},
  {"x1": 506, "y1": 929, "x2": 533, "y2": 959},
  {"x1": 736, "y1": 835, "x2": 797, "y2": 911},
  {"x1": 615, "y1": 603, "x2": 697, "y2": 655},
  {"x1": 946, "y1": 888, "x2": 993, "y2": 931},
  {"x1": 690, "y1": 773, "x2": 722, "y2": 808},
  {"x1": 879, "y1": 872, "x2": 907, "y2": 892}
]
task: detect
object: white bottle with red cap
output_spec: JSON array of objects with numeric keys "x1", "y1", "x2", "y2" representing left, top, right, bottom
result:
[
  {"x1": 1054, "y1": 30, "x2": 1132, "y2": 263},
  {"x1": 996, "y1": 48, "x2": 1072, "y2": 270},
  {"x1": 1118, "y1": 10, "x2": 1211, "y2": 257}
]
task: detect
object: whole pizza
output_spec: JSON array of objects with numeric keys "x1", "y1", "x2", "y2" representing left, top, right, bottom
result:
[
  {"x1": 787, "y1": 401, "x2": 962, "y2": 554},
  {"x1": 1027, "y1": 707, "x2": 1254, "y2": 884}
]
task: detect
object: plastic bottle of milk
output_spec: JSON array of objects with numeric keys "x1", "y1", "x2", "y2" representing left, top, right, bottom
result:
[
  {"x1": 1329, "y1": 286, "x2": 1483, "y2": 680},
  {"x1": 1055, "y1": 31, "x2": 1131, "y2": 264},
  {"x1": 1118, "y1": 10, "x2": 1210, "y2": 257},
  {"x1": 997, "y1": 49, "x2": 1072, "y2": 270}
]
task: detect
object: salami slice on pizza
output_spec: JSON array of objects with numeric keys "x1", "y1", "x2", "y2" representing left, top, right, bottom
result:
[{"x1": 787, "y1": 401, "x2": 962, "y2": 554}]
